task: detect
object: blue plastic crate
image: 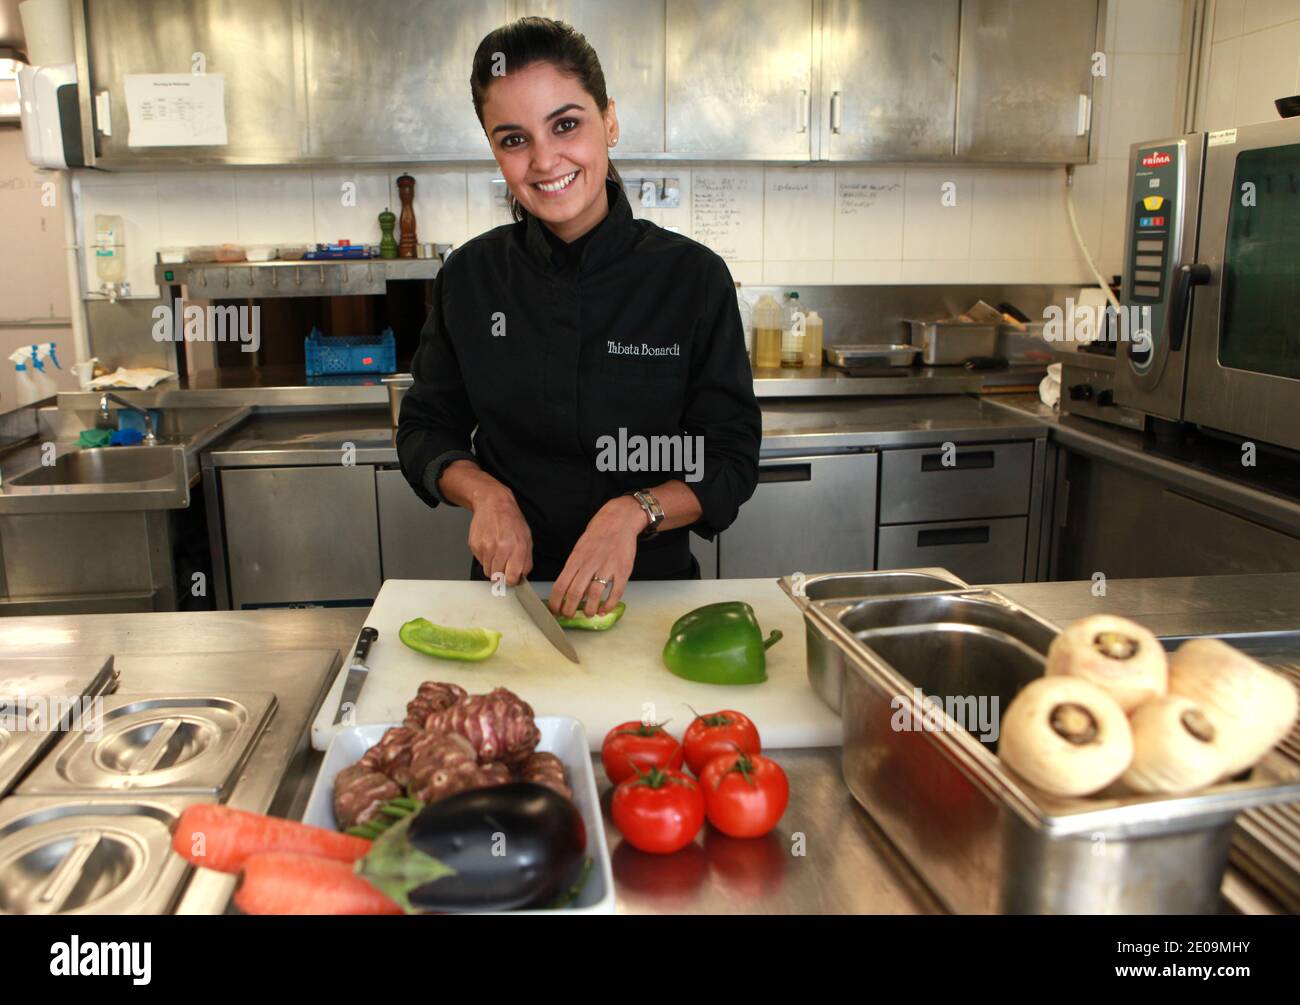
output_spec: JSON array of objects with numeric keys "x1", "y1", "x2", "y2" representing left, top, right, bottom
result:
[{"x1": 304, "y1": 327, "x2": 397, "y2": 377}]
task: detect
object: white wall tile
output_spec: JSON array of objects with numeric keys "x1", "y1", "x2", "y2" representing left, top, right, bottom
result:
[
  {"x1": 902, "y1": 167, "x2": 972, "y2": 261},
  {"x1": 726, "y1": 261, "x2": 764, "y2": 286},
  {"x1": 901, "y1": 260, "x2": 969, "y2": 284},
  {"x1": 762, "y1": 260, "x2": 833, "y2": 285},
  {"x1": 1035, "y1": 259, "x2": 1095, "y2": 284},
  {"x1": 1104, "y1": 53, "x2": 1182, "y2": 158},
  {"x1": 968, "y1": 260, "x2": 1038, "y2": 284},
  {"x1": 311, "y1": 169, "x2": 391, "y2": 246},
  {"x1": 1203, "y1": 38, "x2": 1243, "y2": 129},
  {"x1": 465, "y1": 169, "x2": 512, "y2": 238},
  {"x1": 763, "y1": 167, "x2": 835, "y2": 262},
  {"x1": 1100, "y1": 157, "x2": 1133, "y2": 280},
  {"x1": 1214, "y1": 0, "x2": 1247, "y2": 39},
  {"x1": 1235, "y1": 19, "x2": 1300, "y2": 124},
  {"x1": 971, "y1": 169, "x2": 1047, "y2": 261},
  {"x1": 77, "y1": 181, "x2": 162, "y2": 298},
  {"x1": 833, "y1": 167, "x2": 904, "y2": 260},
  {"x1": 1112, "y1": 0, "x2": 1190, "y2": 54},
  {"x1": 832, "y1": 260, "x2": 903, "y2": 284},
  {"x1": 156, "y1": 171, "x2": 236, "y2": 247},
  {"x1": 690, "y1": 166, "x2": 763, "y2": 261},
  {"x1": 1243, "y1": 0, "x2": 1300, "y2": 34},
  {"x1": 233, "y1": 169, "x2": 315, "y2": 246}
]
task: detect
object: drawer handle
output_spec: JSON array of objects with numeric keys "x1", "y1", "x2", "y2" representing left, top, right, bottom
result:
[
  {"x1": 916, "y1": 526, "x2": 990, "y2": 547},
  {"x1": 921, "y1": 450, "x2": 995, "y2": 472},
  {"x1": 758, "y1": 464, "x2": 811, "y2": 484}
]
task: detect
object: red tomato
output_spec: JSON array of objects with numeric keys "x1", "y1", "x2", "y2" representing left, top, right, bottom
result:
[
  {"x1": 611, "y1": 767, "x2": 705, "y2": 854},
  {"x1": 683, "y1": 710, "x2": 761, "y2": 777},
  {"x1": 699, "y1": 751, "x2": 789, "y2": 839},
  {"x1": 601, "y1": 721, "x2": 684, "y2": 785}
]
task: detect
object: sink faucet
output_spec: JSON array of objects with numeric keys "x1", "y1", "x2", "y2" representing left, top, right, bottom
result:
[{"x1": 98, "y1": 393, "x2": 157, "y2": 446}]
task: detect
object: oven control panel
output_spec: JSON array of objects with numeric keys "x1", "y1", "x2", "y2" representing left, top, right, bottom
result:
[{"x1": 1124, "y1": 140, "x2": 1186, "y2": 364}]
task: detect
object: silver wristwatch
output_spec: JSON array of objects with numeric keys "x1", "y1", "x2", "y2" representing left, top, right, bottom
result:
[{"x1": 628, "y1": 489, "x2": 664, "y2": 540}]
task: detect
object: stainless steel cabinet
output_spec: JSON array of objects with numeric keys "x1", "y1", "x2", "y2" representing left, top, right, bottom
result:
[
  {"x1": 220, "y1": 466, "x2": 381, "y2": 608},
  {"x1": 956, "y1": 0, "x2": 1101, "y2": 162},
  {"x1": 821, "y1": 0, "x2": 959, "y2": 161},
  {"x1": 665, "y1": 0, "x2": 814, "y2": 159},
  {"x1": 375, "y1": 468, "x2": 474, "y2": 580},
  {"x1": 877, "y1": 516, "x2": 1028, "y2": 585},
  {"x1": 520, "y1": 0, "x2": 666, "y2": 155},
  {"x1": 878, "y1": 441, "x2": 1034, "y2": 524},
  {"x1": 719, "y1": 452, "x2": 877, "y2": 578},
  {"x1": 303, "y1": 0, "x2": 508, "y2": 159},
  {"x1": 85, "y1": 0, "x2": 302, "y2": 166}
]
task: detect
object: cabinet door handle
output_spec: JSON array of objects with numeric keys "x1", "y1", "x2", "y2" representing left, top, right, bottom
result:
[
  {"x1": 830, "y1": 90, "x2": 842, "y2": 134},
  {"x1": 920, "y1": 450, "x2": 995, "y2": 472},
  {"x1": 916, "y1": 526, "x2": 990, "y2": 547},
  {"x1": 758, "y1": 463, "x2": 812, "y2": 484},
  {"x1": 796, "y1": 89, "x2": 809, "y2": 133}
]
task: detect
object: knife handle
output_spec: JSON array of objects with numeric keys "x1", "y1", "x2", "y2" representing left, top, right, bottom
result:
[{"x1": 353, "y1": 626, "x2": 378, "y2": 665}]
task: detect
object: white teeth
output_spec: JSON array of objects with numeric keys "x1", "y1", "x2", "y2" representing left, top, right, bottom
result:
[{"x1": 536, "y1": 171, "x2": 578, "y2": 193}]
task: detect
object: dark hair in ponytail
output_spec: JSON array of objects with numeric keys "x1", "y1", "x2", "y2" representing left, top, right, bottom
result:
[{"x1": 471, "y1": 17, "x2": 622, "y2": 222}]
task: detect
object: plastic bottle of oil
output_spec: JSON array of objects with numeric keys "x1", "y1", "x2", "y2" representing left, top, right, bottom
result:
[
  {"x1": 781, "y1": 291, "x2": 805, "y2": 368},
  {"x1": 752, "y1": 294, "x2": 783, "y2": 369},
  {"x1": 802, "y1": 309, "x2": 824, "y2": 369}
]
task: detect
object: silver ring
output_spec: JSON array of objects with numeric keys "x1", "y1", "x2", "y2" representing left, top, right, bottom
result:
[{"x1": 593, "y1": 576, "x2": 611, "y2": 588}]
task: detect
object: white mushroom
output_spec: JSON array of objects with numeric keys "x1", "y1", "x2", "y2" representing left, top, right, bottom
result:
[
  {"x1": 1046, "y1": 615, "x2": 1167, "y2": 712},
  {"x1": 1168, "y1": 638, "x2": 1299, "y2": 779},
  {"x1": 999, "y1": 676, "x2": 1134, "y2": 797},
  {"x1": 1120, "y1": 696, "x2": 1230, "y2": 794}
]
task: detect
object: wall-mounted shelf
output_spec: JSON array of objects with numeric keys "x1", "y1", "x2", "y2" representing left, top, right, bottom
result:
[{"x1": 154, "y1": 256, "x2": 443, "y2": 299}]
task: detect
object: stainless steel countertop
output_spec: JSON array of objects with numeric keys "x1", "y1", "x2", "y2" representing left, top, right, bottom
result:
[
  {"x1": 201, "y1": 396, "x2": 1047, "y2": 468},
  {"x1": 986, "y1": 394, "x2": 1300, "y2": 539},
  {"x1": 1, "y1": 574, "x2": 1295, "y2": 914}
]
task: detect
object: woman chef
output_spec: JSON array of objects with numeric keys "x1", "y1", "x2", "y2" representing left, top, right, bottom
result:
[{"x1": 397, "y1": 17, "x2": 761, "y2": 622}]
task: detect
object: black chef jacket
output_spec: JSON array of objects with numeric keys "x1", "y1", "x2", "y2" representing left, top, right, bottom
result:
[{"x1": 396, "y1": 178, "x2": 761, "y2": 580}]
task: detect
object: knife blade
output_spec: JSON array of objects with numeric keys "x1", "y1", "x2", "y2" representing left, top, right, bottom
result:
[
  {"x1": 332, "y1": 626, "x2": 379, "y2": 725},
  {"x1": 516, "y1": 578, "x2": 581, "y2": 664}
]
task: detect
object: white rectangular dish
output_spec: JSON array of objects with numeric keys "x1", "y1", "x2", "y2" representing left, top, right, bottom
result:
[{"x1": 302, "y1": 716, "x2": 615, "y2": 914}]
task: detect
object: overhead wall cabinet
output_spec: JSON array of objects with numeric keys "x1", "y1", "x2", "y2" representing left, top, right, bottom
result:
[{"x1": 76, "y1": 0, "x2": 1104, "y2": 167}]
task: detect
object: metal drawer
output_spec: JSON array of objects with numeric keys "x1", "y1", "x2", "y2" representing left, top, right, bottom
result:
[
  {"x1": 879, "y1": 441, "x2": 1034, "y2": 524},
  {"x1": 877, "y1": 516, "x2": 1027, "y2": 584}
]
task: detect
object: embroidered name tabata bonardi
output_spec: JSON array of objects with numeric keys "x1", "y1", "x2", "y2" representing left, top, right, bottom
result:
[{"x1": 606, "y1": 340, "x2": 681, "y2": 357}]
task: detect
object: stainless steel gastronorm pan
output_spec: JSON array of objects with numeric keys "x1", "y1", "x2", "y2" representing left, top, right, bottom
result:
[
  {"x1": 808, "y1": 607, "x2": 1300, "y2": 914},
  {"x1": 780, "y1": 570, "x2": 970, "y2": 713}
]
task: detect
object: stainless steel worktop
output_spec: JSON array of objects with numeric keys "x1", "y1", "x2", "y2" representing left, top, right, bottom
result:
[
  {"x1": 201, "y1": 395, "x2": 1046, "y2": 469},
  {"x1": 987, "y1": 394, "x2": 1300, "y2": 539},
  {"x1": 1, "y1": 573, "x2": 1295, "y2": 914}
]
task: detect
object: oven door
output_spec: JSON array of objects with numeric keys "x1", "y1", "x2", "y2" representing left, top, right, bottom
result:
[{"x1": 1185, "y1": 117, "x2": 1300, "y2": 452}]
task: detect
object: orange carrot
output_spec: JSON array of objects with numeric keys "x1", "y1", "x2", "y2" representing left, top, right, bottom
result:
[
  {"x1": 234, "y1": 853, "x2": 404, "y2": 915},
  {"x1": 172, "y1": 804, "x2": 372, "y2": 874}
]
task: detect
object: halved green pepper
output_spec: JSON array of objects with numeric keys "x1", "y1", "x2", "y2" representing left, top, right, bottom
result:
[
  {"x1": 661, "y1": 602, "x2": 783, "y2": 685},
  {"x1": 398, "y1": 618, "x2": 501, "y2": 661},
  {"x1": 555, "y1": 602, "x2": 626, "y2": 631}
]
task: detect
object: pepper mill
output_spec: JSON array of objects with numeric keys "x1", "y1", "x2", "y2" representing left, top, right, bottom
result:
[
  {"x1": 396, "y1": 174, "x2": 418, "y2": 259},
  {"x1": 378, "y1": 207, "x2": 397, "y2": 260}
]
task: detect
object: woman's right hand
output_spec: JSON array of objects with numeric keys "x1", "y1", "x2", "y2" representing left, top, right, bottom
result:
[{"x1": 439, "y1": 459, "x2": 533, "y2": 585}]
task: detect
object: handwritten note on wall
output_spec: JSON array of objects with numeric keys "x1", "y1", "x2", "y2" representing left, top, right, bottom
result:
[
  {"x1": 692, "y1": 169, "x2": 762, "y2": 261},
  {"x1": 834, "y1": 169, "x2": 904, "y2": 260}
]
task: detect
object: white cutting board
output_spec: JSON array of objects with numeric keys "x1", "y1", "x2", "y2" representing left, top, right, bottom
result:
[{"x1": 311, "y1": 578, "x2": 839, "y2": 752}]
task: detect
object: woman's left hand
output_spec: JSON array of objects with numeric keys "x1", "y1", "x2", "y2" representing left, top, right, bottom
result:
[{"x1": 550, "y1": 496, "x2": 646, "y2": 618}]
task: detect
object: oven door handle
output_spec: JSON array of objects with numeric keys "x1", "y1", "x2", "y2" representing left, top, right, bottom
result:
[{"x1": 1169, "y1": 263, "x2": 1212, "y2": 352}]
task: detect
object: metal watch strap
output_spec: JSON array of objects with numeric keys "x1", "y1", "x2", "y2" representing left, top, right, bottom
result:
[{"x1": 629, "y1": 489, "x2": 664, "y2": 539}]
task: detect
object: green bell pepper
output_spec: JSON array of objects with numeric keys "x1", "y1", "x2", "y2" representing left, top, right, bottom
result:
[
  {"x1": 661, "y1": 601, "x2": 783, "y2": 685},
  {"x1": 555, "y1": 602, "x2": 626, "y2": 631}
]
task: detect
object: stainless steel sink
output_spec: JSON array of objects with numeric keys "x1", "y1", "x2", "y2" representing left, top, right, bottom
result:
[{"x1": 9, "y1": 447, "x2": 179, "y2": 487}]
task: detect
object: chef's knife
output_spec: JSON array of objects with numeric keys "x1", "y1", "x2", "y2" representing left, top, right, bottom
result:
[
  {"x1": 515, "y1": 577, "x2": 581, "y2": 664},
  {"x1": 332, "y1": 626, "x2": 379, "y2": 725}
]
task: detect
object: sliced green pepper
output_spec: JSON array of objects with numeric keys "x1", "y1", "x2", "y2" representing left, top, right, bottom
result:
[
  {"x1": 398, "y1": 618, "x2": 501, "y2": 661},
  {"x1": 555, "y1": 602, "x2": 626, "y2": 631},
  {"x1": 661, "y1": 601, "x2": 782, "y2": 685}
]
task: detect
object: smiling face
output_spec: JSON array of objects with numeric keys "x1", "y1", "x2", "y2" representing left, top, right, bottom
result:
[{"x1": 480, "y1": 61, "x2": 619, "y2": 242}]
